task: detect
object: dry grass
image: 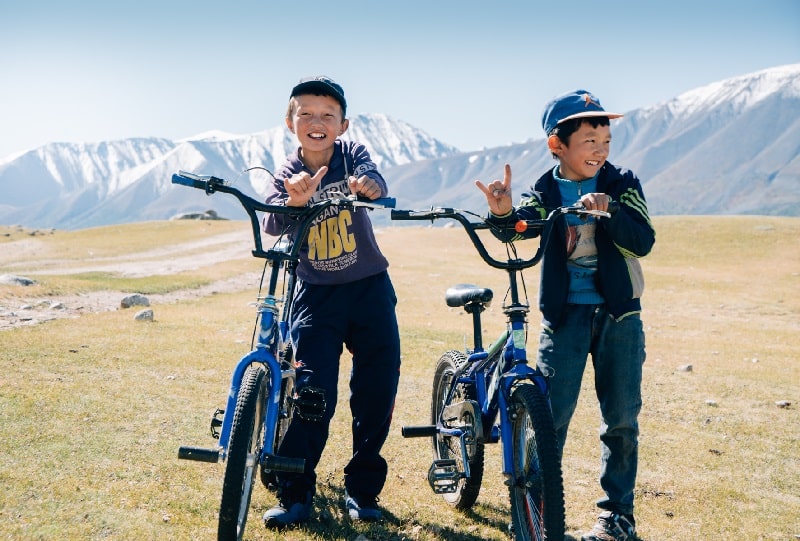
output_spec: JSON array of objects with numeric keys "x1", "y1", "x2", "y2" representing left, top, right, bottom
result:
[{"x1": 0, "y1": 216, "x2": 798, "y2": 540}]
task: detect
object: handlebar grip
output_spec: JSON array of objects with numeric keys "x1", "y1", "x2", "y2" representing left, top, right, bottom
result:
[
  {"x1": 561, "y1": 205, "x2": 612, "y2": 219},
  {"x1": 390, "y1": 209, "x2": 414, "y2": 220},
  {"x1": 390, "y1": 209, "x2": 443, "y2": 220},
  {"x1": 171, "y1": 172, "x2": 207, "y2": 190},
  {"x1": 372, "y1": 197, "x2": 396, "y2": 208}
]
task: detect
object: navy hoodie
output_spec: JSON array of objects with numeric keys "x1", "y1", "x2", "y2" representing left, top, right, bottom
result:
[{"x1": 262, "y1": 139, "x2": 389, "y2": 285}]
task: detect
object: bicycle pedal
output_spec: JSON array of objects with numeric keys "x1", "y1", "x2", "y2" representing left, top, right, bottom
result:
[
  {"x1": 209, "y1": 408, "x2": 224, "y2": 439},
  {"x1": 178, "y1": 446, "x2": 220, "y2": 463},
  {"x1": 427, "y1": 459, "x2": 462, "y2": 494}
]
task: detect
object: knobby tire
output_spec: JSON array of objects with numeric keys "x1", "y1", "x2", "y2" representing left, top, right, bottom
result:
[
  {"x1": 218, "y1": 365, "x2": 266, "y2": 541},
  {"x1": 431, "y1": 350, "x2": 485, "y2": 510},
  {"x1": 508, "y1": 383, "x2": 565, "y2": 541}
]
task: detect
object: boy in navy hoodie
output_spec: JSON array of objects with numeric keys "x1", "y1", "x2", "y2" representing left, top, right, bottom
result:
[
  {"x1": 476, "y1": 90, "x2": 655, "y2": 541},
  {"x1": 261, "y1": 76, "x2": 401, "y2": 528}
]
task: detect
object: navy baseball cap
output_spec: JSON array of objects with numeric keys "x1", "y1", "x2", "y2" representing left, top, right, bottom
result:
[
  {"x1": 541, "y1": 89, "x2": 622, "y2": 135},
  {"x1": 290, "y1": 76, "x2": 347, "y2": 116}
]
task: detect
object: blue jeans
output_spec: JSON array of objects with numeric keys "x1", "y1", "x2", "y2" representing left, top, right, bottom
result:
[{"x1": 537, "y1": 304, "x2": 645, "y2": 516}]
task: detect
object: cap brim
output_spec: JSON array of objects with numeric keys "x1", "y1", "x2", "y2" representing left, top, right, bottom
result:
[{"x1": 558, "y1": 111, "x2": 624, "y2": 125}]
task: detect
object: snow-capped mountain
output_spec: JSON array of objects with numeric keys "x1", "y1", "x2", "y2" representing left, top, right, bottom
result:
[
  {"x1": 613, "y1": 63, "x2": 800, "y2": 215},
  {"x1": 384, "y1": 63, "x2": 800, "y2": 218},
  {"x1": 1, "y1": 64, "x2": 798, "y2": 229},
  {"x1": 0, "y1": 114, "x2": 459, "y2": 229}
]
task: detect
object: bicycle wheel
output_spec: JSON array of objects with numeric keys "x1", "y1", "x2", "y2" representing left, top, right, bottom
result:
[
  {"x1": 431, "y1": 350, "x2": 484, "y2": 510},
  {"x1": 218, "y1": 364, "x2": 266, "y2": 541},
  {"x1": 260, "y1": 362, "x2": 295, "y2": 490},
  {"x1": 508, "y1": 383, "x2": 565, "y2": 541}
]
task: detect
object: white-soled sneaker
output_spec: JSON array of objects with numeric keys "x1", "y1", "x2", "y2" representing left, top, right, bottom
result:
[
  {"x1": 581, "y1": 510, "x2": 637, "y2": 541},
  {"x1": 344, "y1": 490, "x2": 382, "y2": 522},
  {"x1": 263, "y1": 490, "x2": 312, "y2": 528}
]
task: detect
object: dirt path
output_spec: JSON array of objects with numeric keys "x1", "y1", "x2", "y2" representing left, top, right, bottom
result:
[{"x1": 0, "y1": 228, "x2": 266, "y2": 330}]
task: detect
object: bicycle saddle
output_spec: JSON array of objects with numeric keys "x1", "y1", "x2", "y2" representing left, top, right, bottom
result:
[{"x1": 445, "y1": 284, "x2": 493, "y2": 308}]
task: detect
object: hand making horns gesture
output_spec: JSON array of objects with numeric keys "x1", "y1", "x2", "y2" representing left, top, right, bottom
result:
[{"x1": 475, "y1": 163, "x2": 513, "y2": 217}]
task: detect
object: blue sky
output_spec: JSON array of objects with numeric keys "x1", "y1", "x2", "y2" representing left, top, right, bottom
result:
[{"x1": 1, "y1": 0, "x2": 798, "y2": 159}]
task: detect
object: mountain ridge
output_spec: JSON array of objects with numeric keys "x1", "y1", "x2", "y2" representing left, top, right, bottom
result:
[{"x1": 1, "y1": 64, "x2": 798, "y2": 229}]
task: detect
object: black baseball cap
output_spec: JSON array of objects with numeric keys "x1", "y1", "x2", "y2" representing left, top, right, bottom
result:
[{"x1": 290, "y1": 76, "x2": 347, "y2": 116}]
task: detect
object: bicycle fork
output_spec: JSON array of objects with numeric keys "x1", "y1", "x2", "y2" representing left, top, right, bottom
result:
[{"x1": 177, "y1": 299, "x2": 304, "y2": 474}]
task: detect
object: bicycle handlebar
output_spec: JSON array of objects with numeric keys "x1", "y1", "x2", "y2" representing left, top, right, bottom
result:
[
  {"x1": 171, "y1": 170, "x2": 396, "y2": 260},
  {"x1": 390, "y1": 205, "x2": 610, "y2": 271}
]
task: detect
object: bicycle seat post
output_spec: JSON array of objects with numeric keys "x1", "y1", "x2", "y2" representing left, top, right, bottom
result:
[{"x1": 464, "y1": 301, "x2": 485, "y2": 352}]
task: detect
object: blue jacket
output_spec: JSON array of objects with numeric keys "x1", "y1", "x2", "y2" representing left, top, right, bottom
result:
[{"x1": 488, "y1": 162, "x2": 655, "y2": 329}]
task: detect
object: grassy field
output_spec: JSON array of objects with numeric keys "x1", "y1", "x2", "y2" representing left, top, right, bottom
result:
[{"x1": 0, "y1": 216, "x2": 798, "y2": 540}]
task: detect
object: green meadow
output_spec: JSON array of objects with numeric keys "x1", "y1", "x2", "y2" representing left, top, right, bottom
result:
[{"x1": 1, "y1": 216, "x2": 798, "y2": 540}]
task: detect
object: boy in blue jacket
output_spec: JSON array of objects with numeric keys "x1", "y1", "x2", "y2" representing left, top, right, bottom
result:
[
  {"x1": 476, "y1": 90, "x2": 655, "y2": 541},
  {"x1": 261, "y1": 76, "x2": 401, "y2": 528}
]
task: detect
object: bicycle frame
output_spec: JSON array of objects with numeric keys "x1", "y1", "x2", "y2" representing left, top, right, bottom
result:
[
  {"x1": 172, "y1": 170, "x2": 395, "y2": 540},
  {"x1": 173, "y1": 172, "x2": 303, "y2": 468},
  {"x1": 213, "y1": 259, "x2": 294, "y2": 464},
  {"x1": 175, "y1": 171, "x2": 395, "y2": 466},
  {"x1": 394, "y1": 204, "x2": 609, "y2": 485},
  {"x1": 438, "y1": 256, "x2": 550, "y2": 480}
]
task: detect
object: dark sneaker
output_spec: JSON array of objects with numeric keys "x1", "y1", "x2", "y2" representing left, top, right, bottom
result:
[
  {"x1": 582, "y1": 511, "x2": 637, "y2": 541},
  {"x1": 263, "y1": 490, "x2": 312, "y2": 528},
  {"x1": 344, "y1": 490, "x2": 382, "y2": 522}
]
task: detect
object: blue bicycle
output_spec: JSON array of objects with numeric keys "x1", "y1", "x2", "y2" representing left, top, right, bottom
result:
[
  {"x1": 393, "y1": 204, "x2": 609, "y2": 541},
  {"x1": 172, "y1": 170, "x2": 394, "y2": 541}
]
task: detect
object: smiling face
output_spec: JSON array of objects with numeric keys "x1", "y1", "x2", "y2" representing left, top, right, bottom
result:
[
  {"x1": 286, "y1": 94, "x2": 348, "y2": 160},
  {"x1": 548, "y1": 120, "x2": 612, "y2": 181}
]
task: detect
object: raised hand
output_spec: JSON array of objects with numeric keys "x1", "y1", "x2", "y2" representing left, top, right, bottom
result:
[
  {"x1": 475, "y1": 163, "x2": 513, "y2": 216},
  {"x1": 285, "y1": 166, "x2": 328, "y2": 207}
]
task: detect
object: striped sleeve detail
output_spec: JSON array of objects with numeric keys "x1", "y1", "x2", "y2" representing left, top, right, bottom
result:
[
  {"x1": 614, "y1": 187, "x2": 653, "y2": 258},
  {"x1": 518, "y1": 197, "x2": 548, "y2": 219},
  {"x1": 619, "y1": 188, "x2": 652, "y2": 227}
]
